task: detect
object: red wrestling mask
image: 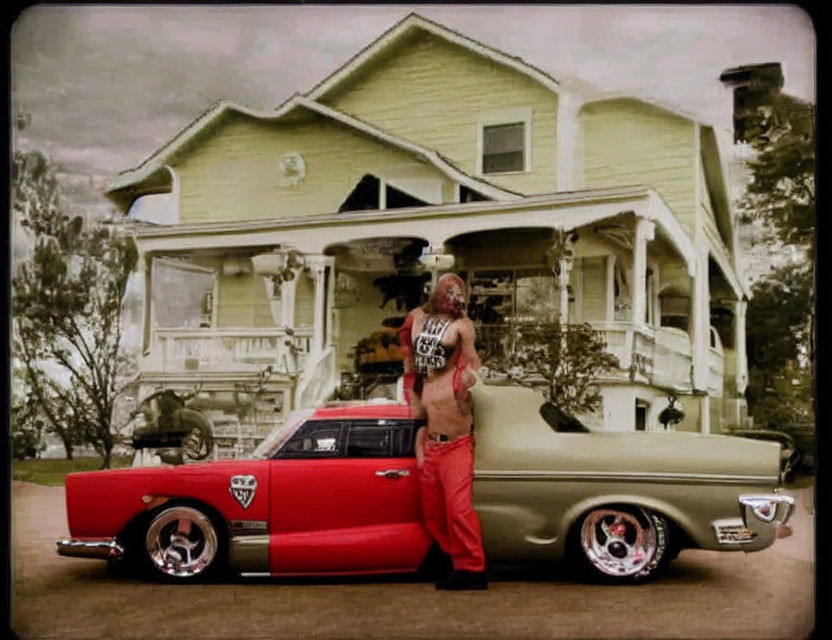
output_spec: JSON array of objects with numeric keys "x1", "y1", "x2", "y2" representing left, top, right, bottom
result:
[{"x1": 431, "y1": 273, "x2": 467, "y2": 318}]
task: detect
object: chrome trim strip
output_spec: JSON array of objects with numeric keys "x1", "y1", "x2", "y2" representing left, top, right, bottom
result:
[
  {"x1": 711, "y1": 518, "x2": 757, "y2": 545},
  {"x1": 56, "y1": 538, "x2": 125, "y2": 560},
  {"x1": 474, "y1": 469, "x2": 778, "y2": 485},
  {"x1": 240, "y1": 572, "x2": 272, "y2": 578},
  {"x1": 228, "y1": 519, "x2": 269, "y2": 533}
]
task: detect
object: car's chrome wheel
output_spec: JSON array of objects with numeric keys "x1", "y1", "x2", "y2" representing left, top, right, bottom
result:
[
  {"x1": 144, "y1": 505, "x2": 219, "y2": 580},
  {"x1": 577, "y1": 506, "x2": 669, "y2": 582}
]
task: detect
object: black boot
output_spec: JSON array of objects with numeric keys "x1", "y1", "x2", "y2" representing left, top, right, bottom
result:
[{"x1": 435, "y1": 570, "x2": 488, "y2": 590}]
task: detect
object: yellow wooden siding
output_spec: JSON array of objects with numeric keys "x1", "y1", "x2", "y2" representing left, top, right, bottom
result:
[
  {"x1": 579, "y1": 100, "x2": 697, "y2": 234},
  {"x1": 174, "y1": 111, "x2": 455, "y2": 223},
  {"x1": 581, "y1": 257, "x2": 606, "y2": 321},
  {"x1": 217, "y1": 272, "x2": 256, "y2": 327},
  {"x1": 320, "y1": 31, "x2": 559, "y2": 195},
  {"x1": 335, "y1": 272, "x2": 402, "y2": 372}
]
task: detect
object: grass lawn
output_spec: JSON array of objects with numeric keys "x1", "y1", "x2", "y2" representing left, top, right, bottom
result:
[{"x1": 12, "y1": 456, "x2": 133, "y2": 486}]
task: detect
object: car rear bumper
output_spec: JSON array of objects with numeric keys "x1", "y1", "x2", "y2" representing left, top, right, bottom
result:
[
  {"x1": 712, "y1": 493, "x2": 796, "y2": 551},
  {"x1": 56, "y1": 538, "x2": 125, "y2": 560}
]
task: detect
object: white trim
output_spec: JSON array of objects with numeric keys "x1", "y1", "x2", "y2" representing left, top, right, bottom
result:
[
  {"x1": 475, "y1": 106, "x2": 533, "y2": 176},
  {"x1": 556, "y1": 93, "x2": 578, "y2": 191},
  {"x1": 107, "y1": 96, "x2": 519, "y2": 204},
  {"x1": 152, "y1": 256, "x2": 216, "y2": 275},
  {"x1": 474, "y1": 469, "x2": 777, "y2": 486},
  {"x1": 378, "y1": 178, "x2": 387, "y2": 210},
  {"x1": 163, "y1": 164, "x2": 181, "y2": 224},
  {"x1": 305, "y1": 13, "x2": 560, "y2": 101},
  {"x1": 704, "y1": 223, "x2": 747, "y2": 300}
]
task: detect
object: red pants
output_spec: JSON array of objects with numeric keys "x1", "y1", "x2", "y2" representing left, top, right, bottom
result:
[{"x1": 419, "y1": 434, "x2": 486, "y2": 572}]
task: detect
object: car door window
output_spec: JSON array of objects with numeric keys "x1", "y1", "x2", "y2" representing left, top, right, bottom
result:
[
  {"x1": 391, "y1": 420, "x2": 422, "y2": 457},
  {"x1": 346, "y1": 422, "x2": 393, "y2": 457},
  {"x1": 275, "y1": 421, "x2": 343, "y2": 458}
]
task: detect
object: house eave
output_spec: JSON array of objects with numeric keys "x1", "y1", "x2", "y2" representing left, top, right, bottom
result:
[
  {"x1": 304, "y1": 12, "x2": 560, "y2": 102},
  {"x1": 132, "y1": 185, "x2": 654, "y2": 241},
  {"x1": 106, "y1": 95, "x2": 518, "y2": 204}
]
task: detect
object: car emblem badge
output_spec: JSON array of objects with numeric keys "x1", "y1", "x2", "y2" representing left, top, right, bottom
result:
[{"x1": 229, "y1": 475, "x2": 258, "y2": 510}]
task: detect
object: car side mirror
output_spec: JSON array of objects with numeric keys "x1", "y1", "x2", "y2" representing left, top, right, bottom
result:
[{"x1": 539, "y1": 401, "x2": 589, "y2": 433}]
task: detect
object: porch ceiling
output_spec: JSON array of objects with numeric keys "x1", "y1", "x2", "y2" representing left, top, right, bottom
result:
[{"x1": 132, "y1": 185, "x2": 696, "y2": 274}]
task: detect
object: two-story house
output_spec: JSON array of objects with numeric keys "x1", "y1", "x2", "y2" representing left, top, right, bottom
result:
[{"x1": 108, "y1": 14, "x2": 750, "y2": 458}]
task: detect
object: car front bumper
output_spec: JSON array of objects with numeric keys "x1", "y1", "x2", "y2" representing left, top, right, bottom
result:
[
  {"x1": 56, "y1": 538, "x2": 125, "y2": 560},
  {"x1": 712, "y1": 493, "x2": 796, "y2": 551}
]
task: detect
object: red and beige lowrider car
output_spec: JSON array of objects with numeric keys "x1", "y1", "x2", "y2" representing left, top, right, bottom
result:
[{"x1": 57, "y1": 384, "x2": 795, "y2": 583}]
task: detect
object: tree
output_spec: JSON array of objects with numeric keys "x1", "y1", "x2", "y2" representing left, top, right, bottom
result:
[
  {"x1": 480, "y1": 321, "x2": 620, "y2": 417},
  {"x1": 744, "y1": 262, "x2": 813, "y2": 428},
  {"x1": 734, "y1": 79, "x2": 816, "y2": 434},
  {"x1": 10, "y1": 363, "x2": 47, "y2": 460},
  {"x1": 737, "y1": 94, "x2": 815, "y2": 252},
  {"x1": 12, "y1": 149, "x2": 138, "y2": 468}
]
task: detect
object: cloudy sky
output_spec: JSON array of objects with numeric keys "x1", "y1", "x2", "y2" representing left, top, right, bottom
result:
[{"x1": 12, "y1": 4, "x2": 815, "y2": 184}]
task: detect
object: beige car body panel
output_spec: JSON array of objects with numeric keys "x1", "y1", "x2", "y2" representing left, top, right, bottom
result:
[{"x1": 469, "y1": 383, "x2": 781, "y2": 562}]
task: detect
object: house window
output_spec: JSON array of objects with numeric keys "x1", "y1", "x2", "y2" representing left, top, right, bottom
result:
[
  {"x1": 476, "y1": 107, "x2": 532, "y2": 176},
  {"x1": 468, "y1": 268, "x2": 561, "y2": 324},
  {"x1": 151, "y1": 258, "x2": 216, "y2": 328},
  {"x1": 483, "y1": 123, "x2": 525, "y2": 173}
]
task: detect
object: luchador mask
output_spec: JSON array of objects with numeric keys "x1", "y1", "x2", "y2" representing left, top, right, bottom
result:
[{"x1": 434, "y1": 273, "x2": 467, "y2": 317}]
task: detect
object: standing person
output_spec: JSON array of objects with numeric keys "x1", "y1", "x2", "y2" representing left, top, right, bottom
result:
[{"x1": 399, "y1": 273, "x2": 487, "y2": 590}]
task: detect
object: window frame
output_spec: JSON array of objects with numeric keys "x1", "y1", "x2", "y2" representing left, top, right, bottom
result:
[
  {"x1": 272, "y1": 420, "x2": 345, "y2": 459},
  {"x1": 476, "y1": 107, "x2": 533, "y2": 176},
  {"x1": 272, "y1": 418, "x2": 422, "y2": 460}
]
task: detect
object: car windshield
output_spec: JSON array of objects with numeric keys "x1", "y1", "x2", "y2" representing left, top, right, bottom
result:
[{"x1": 250, "y1": 408, "x2": 316, "y2": 459}]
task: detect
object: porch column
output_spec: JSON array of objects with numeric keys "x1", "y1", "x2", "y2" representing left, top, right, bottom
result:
[
  {"x1": 306, "y1": 255, "x2": 332, "y2": 353},
  {"x1": 279, "y1": 277, "x2": 298, "y2": 327},
  {"x1": 605, "y1": 254, "x2": 616, "y2": 321},
  {"x1": 557, "y1": 257, "x2": 573, "y2": 326},
  {"x1": 141, "y1": 253, "x2": 152, "y2": 354},
  {"x1": 690, "y1": 247, "x2": 710, "y2": 392},
  {"x1": 632, "y1": 218, "x2": 655, "y2": 327},
  {"x1": 735, "y1": 298, "x2": 748, "y2": 394},
  {"x1": 700, "y1": 395, "x2": 711, "y2": 434}
]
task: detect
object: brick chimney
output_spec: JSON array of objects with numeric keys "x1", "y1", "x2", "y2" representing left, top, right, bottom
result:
[{"x1": 719, "y1": 62, "x2": 784, "y2": 142}]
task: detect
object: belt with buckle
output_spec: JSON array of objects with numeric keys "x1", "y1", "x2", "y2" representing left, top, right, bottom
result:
[{"x1": 427, "y1": 433, "x2": 452, "y2": 442}]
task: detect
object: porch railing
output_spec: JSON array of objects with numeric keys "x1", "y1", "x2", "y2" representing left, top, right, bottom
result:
[
  {"x1": 147, "y1": 327, "x2": 313, "y2": 374},
  {"x1": 476, "y1": 321, "x2": 695, "y2": 392}
]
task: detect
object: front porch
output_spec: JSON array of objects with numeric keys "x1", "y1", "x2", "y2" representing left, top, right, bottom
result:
[{"x1": 130, "y1": 185, "x2": 748, "y2": 454}]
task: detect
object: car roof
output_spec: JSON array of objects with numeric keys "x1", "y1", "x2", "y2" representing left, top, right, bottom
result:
[{"x1": 310, "y1": 402, "x2": 413, "y2": 420}]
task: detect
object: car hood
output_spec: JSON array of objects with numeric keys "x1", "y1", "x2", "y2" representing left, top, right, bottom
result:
[{"x1": 471, "y1": 383, "x2": 781, "y2": 481}]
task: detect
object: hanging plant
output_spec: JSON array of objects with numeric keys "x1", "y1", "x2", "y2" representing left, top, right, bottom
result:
[{"x1": 658, "y1": 394, "x2": 685, "y2": 430}]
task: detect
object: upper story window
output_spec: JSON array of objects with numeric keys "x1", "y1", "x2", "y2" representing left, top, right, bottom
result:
[
  {"x1": 477, "y1": 107, "x2": 532, "y2": 176},
  {"x1": 483, "y1": 123, "x2": 525, "y2": 173}
]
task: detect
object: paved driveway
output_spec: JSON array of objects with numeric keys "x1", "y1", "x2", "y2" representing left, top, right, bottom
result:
[{"x1": 11, "y1": 481, "x2": 814, "y2": 639}]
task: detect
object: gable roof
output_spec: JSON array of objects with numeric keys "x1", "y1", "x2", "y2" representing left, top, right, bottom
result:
[
  {"x1": 305, "y1": 12, "x2": 561, "y2": 101},
  {"x1": 105, "y1": 95, "x2": 521, "y2": 202}
]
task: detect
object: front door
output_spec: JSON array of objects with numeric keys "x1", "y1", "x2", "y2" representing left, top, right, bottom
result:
[{"x1": 268, "y1": 418, "x2": 431, "y2": 574}]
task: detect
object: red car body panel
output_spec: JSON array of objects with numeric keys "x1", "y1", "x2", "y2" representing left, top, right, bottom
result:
[
  {"x1": 309, "y1": 405, "x2": 413, "y2": 420},
  {"x1": 269, "y1": 457, "x2": 430, "y2": 573},
  {"x1": 65, "y1": 461, "x2": 270, "y2": 539}
]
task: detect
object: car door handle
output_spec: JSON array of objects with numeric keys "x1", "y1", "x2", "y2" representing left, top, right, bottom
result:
[{"x1": 375, "y1": 469, "x2": 410, "y2": 479}]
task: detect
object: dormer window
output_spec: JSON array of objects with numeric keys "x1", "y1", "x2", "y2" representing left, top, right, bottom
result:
[{"x1": 477, "y1": 107, "x2": 532, "y2": 176}]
